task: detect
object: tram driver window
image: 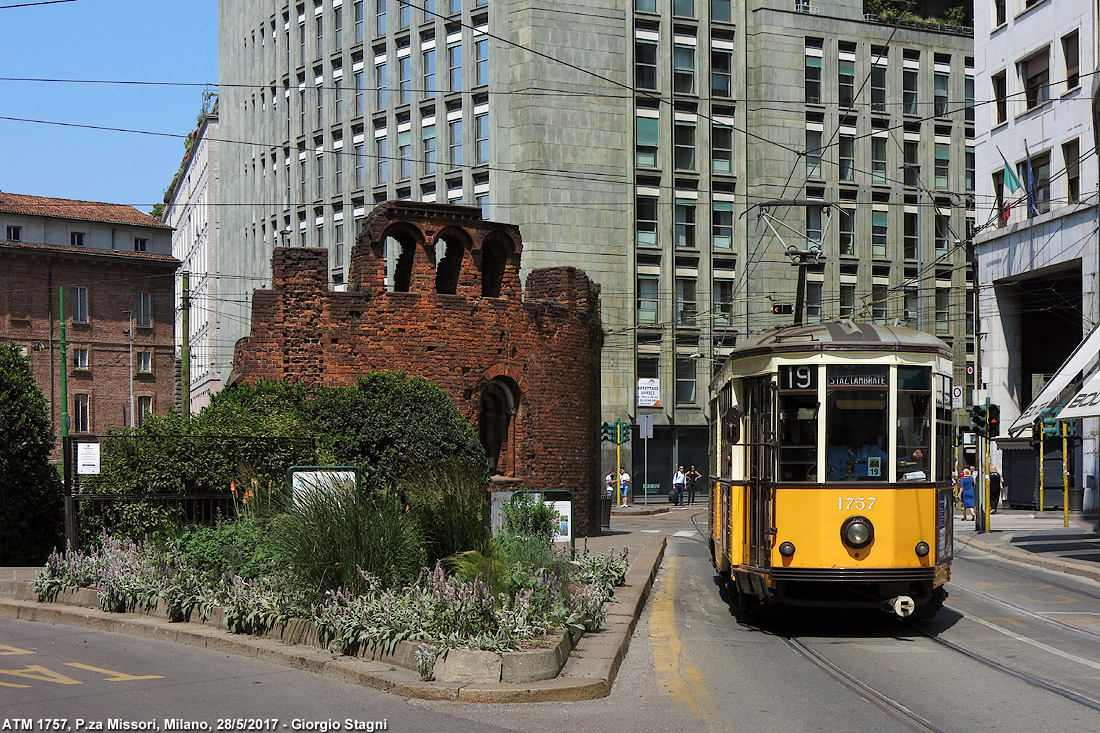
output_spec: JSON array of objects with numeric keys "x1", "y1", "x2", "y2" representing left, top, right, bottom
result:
[
  {"x1": 826, "y1": 366, "x2": 889, "y2": 481},
  {"x1": 897, "y1": 366, "x2": 932, "y2": 480}
]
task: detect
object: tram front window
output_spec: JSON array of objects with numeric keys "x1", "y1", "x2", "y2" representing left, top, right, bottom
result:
[
  {"x1": 826, "y1": 397, "x2": 889, "y2": 481},
  {"x1": 897, "y1": 366, "x2": 932, "y2": 480}
]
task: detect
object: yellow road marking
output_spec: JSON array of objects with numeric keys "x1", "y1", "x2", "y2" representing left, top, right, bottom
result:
[
  {"x1": 1015, "y1": 594, "x2": 1079, "y2": 605},
  {"x1": 0, "y1": 665, "x2": 82, "y2": 685},
  {"x1": 63, "y1": 663, "x2": 164, "y2": 681},
  {"x1": 649, "y1": 556, "x2": 720, "y2": 723},
  {"x1": 984, "y1": 616, "x2": 1030, "y2": 629},
  {"x1": 0, "y1": 644, "x2": 35, "y2": 655}
]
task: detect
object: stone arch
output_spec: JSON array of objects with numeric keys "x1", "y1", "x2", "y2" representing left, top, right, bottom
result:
[
  {"x1": 434, "y1": 238, "x2": 465, "y2": 294},
  {"x1": 479, "y1": 376, "x2": 521, "y2": 476},
  {"x1": 480, "y1": 237, "x2": 511, "y2": 298}
]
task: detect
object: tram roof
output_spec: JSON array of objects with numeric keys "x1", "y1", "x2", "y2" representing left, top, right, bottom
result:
[{"x1": 729, "y1": 320, "x2": 953, "y2": 360}]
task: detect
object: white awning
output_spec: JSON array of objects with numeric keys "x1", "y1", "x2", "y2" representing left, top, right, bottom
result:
[
  {"x1": 1057, "y1": 370, "x2": 1100, "y2": 420},
  {"x1": 1008, "y1": 324, "x2": 1100, "y2": 435}
]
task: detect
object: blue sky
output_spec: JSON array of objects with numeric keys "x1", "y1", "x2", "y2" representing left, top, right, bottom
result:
[{"x1": 0, "y1": 0, "x2": 217, "y2": 214}]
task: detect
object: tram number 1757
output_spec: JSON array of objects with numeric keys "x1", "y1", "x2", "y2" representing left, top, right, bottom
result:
[{"x1": 838, "y1": 497, "x2": 877, "y2": 510}]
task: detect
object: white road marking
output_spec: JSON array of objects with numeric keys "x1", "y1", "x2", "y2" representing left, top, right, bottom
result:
[
  {"x1": 673, "y1": 530, "x2": 698, "y2": 538},
  {"x1": 966, "y1": 615, "x2": 1100, "y2": 671}
]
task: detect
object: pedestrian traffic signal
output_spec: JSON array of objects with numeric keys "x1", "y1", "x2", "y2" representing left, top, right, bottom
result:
[
  {"x1": 600, "y1": 421, "x2": 615, "y2": 442},
  {"x1": 772, "y1": 303, "x2": 793, "y2": 315},
  {"x1": 969, "y1": 405, "x2": 987, "y2": 437},
  {"x1": 986, "y1": 403, "x2": 1000, "y2": 438}
]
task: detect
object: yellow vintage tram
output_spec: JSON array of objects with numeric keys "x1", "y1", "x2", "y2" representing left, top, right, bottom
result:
[{"x1": 709, "y1": 320, "x2": 954, "y2": 618}]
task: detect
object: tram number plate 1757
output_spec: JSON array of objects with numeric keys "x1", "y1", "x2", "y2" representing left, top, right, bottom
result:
[{"x1": 838, "y1": 497, "x2": 877, "y2": 510}]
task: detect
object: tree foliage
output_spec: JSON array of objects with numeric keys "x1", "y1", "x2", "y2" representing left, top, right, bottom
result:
[{"x1": 0, "y1": 342, "x2": 63, "y2": 564}]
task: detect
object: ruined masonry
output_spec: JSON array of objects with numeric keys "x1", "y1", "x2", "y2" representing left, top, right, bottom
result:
[{"x1": 230, "y1": 201, "x2": 604, "y2": 536}]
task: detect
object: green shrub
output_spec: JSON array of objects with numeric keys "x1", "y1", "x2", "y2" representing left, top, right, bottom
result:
[
  {"x1": 171, "y1": 519, "x2": 279, "y2": 582},
  {"x1": 400, "y1": 458, "x2": 491, "y2": 566}
]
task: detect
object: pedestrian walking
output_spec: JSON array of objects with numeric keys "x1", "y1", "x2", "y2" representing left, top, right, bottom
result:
[
  {"x1": 988, "y1": 466, "x2": 1004, "y2": 513},
  {"x1": 672, "y1": 466, "x2": 686, "y2": 506},
  {"x1": 959, "y1": 468, "x2": 976, "y2": 521},
  {"x1": 685, "y1": 465, "x2": 702, "y2": 505}
]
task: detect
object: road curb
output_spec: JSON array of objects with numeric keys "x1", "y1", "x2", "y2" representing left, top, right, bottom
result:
[
  {"x1": 955, "y1": 531, "x2": 1100, "y2": 584},
  {"x1": 0, "y1": 534, "x2": 667, "y2": 703}
]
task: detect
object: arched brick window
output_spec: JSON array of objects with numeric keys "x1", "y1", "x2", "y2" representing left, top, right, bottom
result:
[
  {"x1": 481, "y1": 239, "x2": 509, "y2": 297},
  {"x1": 435, "y1": 238, "x2": 463, "y2": 294},
  {"x1": 480, "y1": 377, "x2": 520, "y2": 476},
  {"x1": 393, "y1": 239, "x2": 415, "y2": 292}
]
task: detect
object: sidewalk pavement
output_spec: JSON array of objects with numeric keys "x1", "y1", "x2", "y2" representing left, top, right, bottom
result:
[{"x1": 2, "y1": 504, "x2": 1096, "y2": 702}]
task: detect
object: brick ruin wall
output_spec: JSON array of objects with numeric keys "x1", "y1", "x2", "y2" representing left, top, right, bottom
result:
[{"x1": 230, "y1": 202, "x2": 604, "y2": 535}]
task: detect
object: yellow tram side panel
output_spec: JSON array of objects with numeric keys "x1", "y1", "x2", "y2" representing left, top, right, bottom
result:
[
  {"x1": 717, "y1": 481, "x2": 750, "y2": 570},
  {"x1": 772, "y1": 487, "x2": 938, "y2": 569}
]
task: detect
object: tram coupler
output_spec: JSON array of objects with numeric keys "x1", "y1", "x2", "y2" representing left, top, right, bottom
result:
[{"x1": 884, "y1": 595, "x2": 916, "y2": 618}]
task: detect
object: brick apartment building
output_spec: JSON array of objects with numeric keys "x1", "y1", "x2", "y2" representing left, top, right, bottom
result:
[{"x1": 0, "y1": 192, "x2": 177, "y2": 458}]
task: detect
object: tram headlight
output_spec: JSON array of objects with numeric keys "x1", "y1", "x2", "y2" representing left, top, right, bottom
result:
[
  {"x1": 840, "y1": 516, "x2": 874, "y2": 549},
  {"x1": 915, "y1": 541, "x2": 930, "y2": 557},
  {"x1": 779, "y1": 541, "x2": 796, "y2": 557}
]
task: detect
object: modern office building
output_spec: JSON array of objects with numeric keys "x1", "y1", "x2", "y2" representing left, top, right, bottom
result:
[
  {"x1": 217, "y1": 0, "x2": 974, "y2": 494},
  {"x1": 164, "y1": 104, "x2": 225, "y2": 414},
  {"x1": 974, "y1": 0, "x2": 1098, "y2": 510},
  {"x1": 0, "y1": 192, "x2": 178, "y2": 459}
]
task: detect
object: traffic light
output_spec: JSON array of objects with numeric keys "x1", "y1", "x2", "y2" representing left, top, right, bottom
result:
[
  {"x1": 1042, "y1": 416, "x2": 1060, "y2": 437},
  {"x1": 772, "y1": 303, "x2": 793, "y2": 315},
  {"x1": 1030, "y1": 419, "x2": 1042, "y2": 448},
  {"x1": 618, "y1": 422, "x2": 632, "y2": 444},
  {"x1": 986, "y1": 403, "x2": 1000, "y2": 438},
  {"x1": 600, "y1": 421, "x2": 615, "y2": 442},
  {"x1": 969, "y1": 405, "x2": 987, "y2": 437}
]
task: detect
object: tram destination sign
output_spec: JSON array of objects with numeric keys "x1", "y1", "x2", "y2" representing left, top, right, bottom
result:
[{"x1": 828, "y1": 373, "x2": 887, "y2": 387}]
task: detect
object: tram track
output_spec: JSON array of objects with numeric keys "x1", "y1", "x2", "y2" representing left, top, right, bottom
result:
[{"x1": 946, "y1": 582, "x2": 1100, "y2": 641}]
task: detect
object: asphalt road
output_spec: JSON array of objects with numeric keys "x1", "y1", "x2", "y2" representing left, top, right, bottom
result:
[{"x1": 5, "y1": 510, "x2": 1100, "y2": 732}]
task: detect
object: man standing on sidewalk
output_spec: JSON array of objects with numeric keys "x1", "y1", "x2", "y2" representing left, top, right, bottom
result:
[{"x1": 672, "y1": 466, "x2": 686, "y2": 506}]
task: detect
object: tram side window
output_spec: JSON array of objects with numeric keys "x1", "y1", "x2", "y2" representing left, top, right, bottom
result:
[
  {"x1": 778, "y1": 365, "x2": 818, "y2": 482},
  {"x1": 935, "y1": 373, "x2": 953, "y2": 483},
  {"x1": 897, "y1": 366, "x2": 932, "y2": 481},
  {"x1": 825, "y1": 365, "x2": 889, "y2": 481}
]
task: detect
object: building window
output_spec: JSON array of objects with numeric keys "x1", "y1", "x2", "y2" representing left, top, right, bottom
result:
[
  {"x1": 713, "y1": 278, "x2": 734, "y2": 326},
  {"x1": 935, "y1": 287, "x2": 949, "y2": 334},
  {"x1": 1020, "y1": 151, "x2": 1051, "y2": 215},
  {"x1": 354, "y1": 142, "x2": 365, "y2": 187},
  {"x1": 449, "y1": 119, "x2": 463, "y2": 165},
  {"x1": 398, "y1": 56, "x2": 411, "y2": 104},
  {"x1": 635, "y1": 0, "x2": 656, "y2": 10},
  {"x1": 903, "y1": 68, "x2": 918, "y2": 115},
  {"x1": 712, "y1": 50, "x2": 732, "y2": 98},
  {"x1": 424, "y1": 49, "x2": 436, "y2": 97},
  {"x1": 838, "y1": 134, "x2": 854, "y2": 181},
  {"x1": 134, "y1": 237, "x2": 147, "y2": 252},
  {"x1": 72, "y1": 286, "x2": 88, "y2": 323},
  {"x1": 675, "y1": 199, "x2": 696, "y2": 248},
  {"x1": 638, "y1": 355, "x2": 659, "y2": 381},
  {"x1": 872, "y1": 284, "x2": 888, "y2": 324},
  {"x1": 423, "y1": 125, "x2": 437, "y2": 172},
  {"x1": 376, "y1": 137, "x2": 387, "y2": 181},
  {"x1": 964, "y1": 74, "x2": 974, "y2": 123},
  {"x1": 673, "y1": 44, "x2": 695, "y2": 95},
  {"x1": 905, "y1": 286, "x2": 918, "y2": 322},
  {"x1": 398, "y1": 0, "x2": 409, "y2": 28},
  {"x1": 840, "y1": 283, "x2": 855, "y2": 317},
  {"x1": 712, "y1": 124, "x2": 733, "y2": 173},
  {"x1": 675, "y1": 357, "x2": 697, "y2": 404},
  {"x1": 71, "y1": 231, "x2": 85, "y2": 247},
  {"x1": 805, "y1": 129, "x2": 822, "y2": 179},
  {"x1": 137, "y1": 351, "x2": 152, "y2": 373},
  {"x1": 6, "y1": 225, "x2": 21, "y2": 241},
  {"x1": 933, "y1": 71, "x2": 949, "y2": 117},
  {"x1": 137, "y1": 396, "x2": 153, "y2": 426},
  {"x1": 334, "y1": 5, "x2": 343, "y2": 48},
  {"x1": 934, "y1": 143, "x2": 950, "y2": 189},
  {"x1": 871, "y1": 63, "x2": 886, "y2": 112},
  {"x1": 806, "y1": 282, "x2": 823, "y2": 323},
  {"x1": 672, "y1": 0, "x2": 694, "y2": 18},
  {"x1": 935, "y1": 212, "x2": 949, "y2": 254},
  {"x1": 675, "y1": 277, "x2": 697, "y2": 326},
  {"x1": 674, "y1": 121, "x2": 696, "y2": 170},
  {"x1": 712, "y1": 0, "x2": 731, "y2": 22},
  {"x1": 1022, "y1": 49, "x2": 1050, "y2": 109},
  {"x1": 636, "y1": 115, "x2": 658, "y2": 167},
  {"x1": 839, "y1": 208, "x2": 855, "y2": 255},
  {"x1": 448, "y1": 44, "x2": 462, "y2": 91},
  {"x1": 871, "y1": 137, "x2": 887, "y2": 185},
  {"x1": 904, "y1": 212, "x2": 918, "y2": 259},
  {"x1": 475, "y1": 36, "x2": 489, "y2": 86},
  {"x1": 73, "y1": 348, "x2": 89, "y2": 370},
  {"x1": 992, "y1": 71, "x2": 1007, "y2": 124},
  {"x1": 806, "y1": 205, "x2": 822, "y2": 248},
  {"x1": 135, "y1": 292, "x2": 152, "y2": 327},
  {"x1": 903, "y1": 141, "x2": 919, "y2": 186},
  {"x1": 637, "y1": 196, "x2": 658, "y2": 246},
  {"x1": 805, "y1": 55, "x2": 821, "y2": 104},
  {"x1": 1064, "y1": 139, "x2": 1080, "y2": 204},
  {"x1": 1062, "y1": 31, "x2": 1079, "y2": 90},
  {"x1": 73, "y1": 394, "x2": 89, "y2": 433},
  {"x1": 635, "y1": 40, "x2": 658, "y2": 90},
  {"x1": 872, "y1": 211, "x2": 887, "y2": 257},
  {"x1": 994, "y1": 0, "x2": 1005, "y2": 25},
  {"x1": 838, "y1": 60, "x2": 854, "y2": 107},
  {"x1": 637, "y1": 275, "x2": 659, "y2": 324},
  {"x1": 713, "y1": 202, "x2": 733, "y2": 250},
  {"x1": 398, "y1": 130, "x2": 412, "y2": 179},
  {"x1": 965, "y1": 145, "x2": 975, "y2": 191},
  {"x1": 475, "y1": 112, "x2": 489, "y2": 164},
  {"x1": 354, "y1": 0, "x2": 364, "y2": 42},
  {"x1": 450, "y1": 0, "x2": 462, "y2": 13},
  {"x1": 375, "y1": 0, "x2": 386, "y2": 34}
]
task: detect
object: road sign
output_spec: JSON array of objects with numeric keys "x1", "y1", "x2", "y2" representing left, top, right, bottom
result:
[
  {"x1": 639, "y1": 413, "x2": 654, "y2": 440},
  {"x1": 952, "y1": 386, "x2": 963, "y2": 409}
]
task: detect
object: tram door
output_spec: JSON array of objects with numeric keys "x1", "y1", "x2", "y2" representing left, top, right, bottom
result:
[{"x1": 744, "y1": 377, "x2": 775, "y2": 568}]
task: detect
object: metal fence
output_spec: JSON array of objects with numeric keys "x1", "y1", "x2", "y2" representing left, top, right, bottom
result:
[{"x1": 62, "y1": 434, "x2": 316, "y2": 550}]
